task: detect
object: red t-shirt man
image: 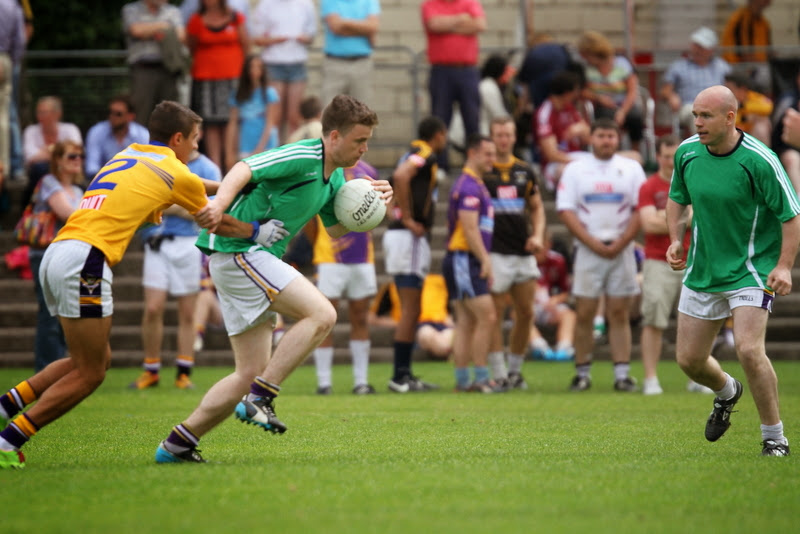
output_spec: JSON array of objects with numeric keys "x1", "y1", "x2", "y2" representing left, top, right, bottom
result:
[
  {"x1": 421, "y1": 0, "x2": 484, "y2": 66},
  {"x1": 638, "y1": 172, "x2": 691, "y2": 261}
]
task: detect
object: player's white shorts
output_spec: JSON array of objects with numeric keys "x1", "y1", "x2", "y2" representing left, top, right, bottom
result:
[
  {"x1": 678, "y1": 285, "x2": 774, "y2": 321},
  {"x1": 572, "y1": 242, "x2": 640, "y2": 298},
  {"x1": 208, "y1": 251, "x2": 301, "y2": 336},
  {"x1": 143, "y1": 235, "x2": 202, "y2": 296},
  {"x1": 490, "y1": 252, "x2": 540, "y2": 294},
  {"x1": 382, "y1": 229, "x2": 431, "y2": 278},
  {"x1": 40, "y1": 239, "x2": 114, "y2": 318},
  {"x1": 317, "y1": 262, "x2": 377, "y2": 300}
]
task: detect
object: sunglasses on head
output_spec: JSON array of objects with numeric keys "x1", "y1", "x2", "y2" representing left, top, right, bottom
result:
[{"x1": 66, "y1": 153, "x2": 84, "y2": 161}]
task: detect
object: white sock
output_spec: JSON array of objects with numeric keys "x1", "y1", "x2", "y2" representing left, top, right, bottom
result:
[
  {"x1": 0, "y1": 405, "x2": 8, "y2": 419},
  {"x1": 488, "y1": 351, "x2": 507, "y2": 380},
  {"x1": 508, "y1": 353, "x2": 524, "y2": 374},
  {"x1": 613, "y1": 362, "x2": 630, "y2": 381},
  {"x1": 350, "y1": 339, "x2": 370, "y2": 386},
  {"x1": 714, "y1": 373, "x2": 737, "y2": 400},
  {"x1": 0, "y1": 436, "x2": 16, "y2": 451},
  {"x1": 531, "y1": 337, "x2": 549, "y2": 351},
  {"x1": 313, "y1": 346, "x2": 334, "y2": 388},
  {"x1": 761, "y1": 421, "x2": 786, "y2": 444}
]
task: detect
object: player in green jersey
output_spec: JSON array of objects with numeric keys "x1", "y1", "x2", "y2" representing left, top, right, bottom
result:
[
  {"x1": 155, "y1": 95, "x2": 392, "y2": 463},
  {"x1": 666, "y1": 85, "x2": 800, "y2": 457}
]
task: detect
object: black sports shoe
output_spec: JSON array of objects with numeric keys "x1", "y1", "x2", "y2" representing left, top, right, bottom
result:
[
  {"x1": 316, "y1": 386, "x2": 333, "y2": 395},
  {"x1": 235, "y1": 396, "x2": 288, "y2": 434},
  {"x1": 613, "y1": 377, "x2": 638, "y2": 392},
  {"x1": 352, "y1": 384, "x2": 376, "y2": 395},
  {"x1": 407, "y1": 375, "x2": 439, "y2": 391},
  {"x1": 704, "y1": 378, "x2": 743, "y2": 442},
  {"x1": 569, "y1": 375, "x2": 591, "y2": 392},
  {"x1": 761, "y1": 440, "x2": 790, "y2": 457},
  {"x1": 155, "y1": 441, "x2": 206, "y2": 463},
  {"x1": 507, "y1": 372, "x2": 528, "y2": 391}
]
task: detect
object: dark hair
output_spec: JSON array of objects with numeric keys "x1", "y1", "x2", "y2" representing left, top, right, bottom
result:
[
  {"x1": 656, "y1": 134, "x2": 680, "y2": 155},
  {"x1": 109, "y1": 94, "x2": 135, "y2": 114},
  {"x1": 417, "y1": 116, "x2": 447, "y2": 141},
  {"x1": 148, "y1": 101, "x2": 202, "y2": 144},
  {"x1": 466, "y1": 133, "x2": 492, "y2": 152},
  {"x1": 235, "y1": 54, "x2": 269, "y2": 104},
  {"x1": 198, "y1": 0, "x2": 229, "y2": 15},
  {"x1": 724, "y1": 72, "x2": 751, "y2": 89},
  {"x1": 299, "y1": 96, "x2": 322, "y2": 120},
  {"x1": 549, "y1": 71, "x2": 580, "y2": 96},
  {"x1": 590, "y1": 117, "x2": 620, "y2": 134},
  {"x1": 481, "y1": 54, "x2": 507, "y2": 81},
  {"x1": 321, "y1": 95, "x2": 379, "y2": 136}
]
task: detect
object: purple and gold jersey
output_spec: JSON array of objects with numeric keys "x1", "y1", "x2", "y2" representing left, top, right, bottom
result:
[
  {"x1": 313, "y1": 160, "x2": 378, "y2": 265},
  {"x1": 483, "y1": 156, "x2": 539, "y2": 255},
  {"x1": 53, "y1": 143, "x2": 208, "y2": 267},
  {"x1": 446, "y1": 168, "x2": 494, "y2": 253},
  {"x1": 388, "y1": 139, "x2": 438, "y2": 231}
]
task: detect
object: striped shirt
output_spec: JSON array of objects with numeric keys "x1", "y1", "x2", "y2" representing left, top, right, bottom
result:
[{"x1": 662, "y1": 56, "x2": 731, "y2": 105}]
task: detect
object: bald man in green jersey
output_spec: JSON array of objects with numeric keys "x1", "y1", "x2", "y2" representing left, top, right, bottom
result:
[
  {"x1": 155, "y1": 95, "x2": 393, "y2": 463},
  {"x1": 667, "y1": 85, "x2": 800, "y2": 457}
]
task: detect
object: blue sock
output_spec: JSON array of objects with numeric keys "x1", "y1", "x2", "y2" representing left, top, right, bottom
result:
[
  {"x1": 455, "y1": 367, "x2": 470, "y2": 388},
  {"x1": 474, "y1": 366, "x2": 490, "y2": 383}
]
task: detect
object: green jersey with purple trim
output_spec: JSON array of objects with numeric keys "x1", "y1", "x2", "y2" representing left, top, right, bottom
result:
[{"x1": 196, "y1": 138, "x2": 345, "y2": 258}]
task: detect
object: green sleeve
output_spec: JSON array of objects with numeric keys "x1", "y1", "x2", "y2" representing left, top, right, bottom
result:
[
  {"x1": 668, "y1": 149, "x2": 691, "y2": 205},
  {"x1": 755, "y1": 153, "x2": 800, "y2": 222}
]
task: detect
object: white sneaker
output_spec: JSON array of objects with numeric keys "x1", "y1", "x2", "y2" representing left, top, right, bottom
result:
[
  {"x1": 193, "y1": 334, "x2": 204, "y2": 352},
  {"x1": 642, "y1": 377, "x2": 663, "y2": 395},
  {"x1": 687, "y1": 380, "x2": 714, "y2": 394}
]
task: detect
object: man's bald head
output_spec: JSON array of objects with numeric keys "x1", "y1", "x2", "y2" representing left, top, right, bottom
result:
[{"x1": 695, "y1": 85, "x2": 738, "y2": 115}]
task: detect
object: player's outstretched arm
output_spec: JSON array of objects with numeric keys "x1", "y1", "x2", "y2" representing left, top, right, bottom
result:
[{"x1": 197, "y1": 161, "x2": 254, "y2": 231}]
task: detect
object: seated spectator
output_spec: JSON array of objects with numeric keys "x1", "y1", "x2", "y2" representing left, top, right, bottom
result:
[
  {"x1": 187, "y1": 0, "x2": 249, "y2": 169},
  {"x1": 85, "y1": 94, "x2": 149, "y2": 178},
  {"x1": 368, "y1": 274, "x2": 454, "y2": 360},
  {"x1": 22, "y1": 96, "x2": 82, "y2": 204},
  {"x1": 724, "y1": 72, "x2": 773, "y2": 145},
  {"x1": 721, "y1": 0, "x2": 772, "y2": 91},
  {"x1": 449, "y1": 54, "x2": 514, "y2": 149},
  {"x1": 577, "y1": 30, "x2": 644, "y2": 154},
  {"x1": 660, "y1": 27, "x2": 731, "y2": 136},
  {"x1": 226, "y1": 54, "x2": 279, "y2": 167},
  {"x1": 286, "y1": 95, "x2": 322, "y2": 144},
  {"x1": 534, "y1": 71, "x2": 591, "y2": 191},
  {"x1": 28, "y1": 141, "x2": 85, "y2": 371},
  {"x1": 772, "y1": 69, "x2": 800, "y2": 191},
  {"x1": 529, "y1": 232, "x2": 575, "y2": 362}
]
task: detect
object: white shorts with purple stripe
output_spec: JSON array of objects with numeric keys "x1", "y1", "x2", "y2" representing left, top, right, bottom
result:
[
  {"x1": 677, "y1": 285, "x2": 774, "y2": 321},
  {"x1": 41, "y1": 239, "x2": 113, "y2": 318},
  {"x1": 208, "y1": 251, "x2": 301, "y2": 336}
]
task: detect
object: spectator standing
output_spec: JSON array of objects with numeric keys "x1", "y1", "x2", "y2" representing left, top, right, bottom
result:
[
  {"x1": 577, "y1": 31, "x2": 644, "y2": 154},
  {"x1": 638, "y1": 135, "x2": 693, "y2": 395},
  {"x1": 0, "y1": 0, "x2": 25, "y2": 183},
  {"x1": 384, "y1": 116, "x2": 448, "y2": 393},
  {"x1": 250, "y1": 0, "x2": 317, "y2": 142},
  {"x1": 311, "y1": 160, "x2": 380, "y2": 395},
  {"x1": 443, "y1": 134, "x2": 498, "y2": 393},
  {"x1": 28, "y1": 141, "x2": 85, "y2": 372},
  {"x1": 661, "y1": 27, "x2": 731, "y2": 136},
  {"x1": 129, "y1": 148, "x2": 222, "y2": 390},
  {"x1": 320, "y1": 0, "x2": 380, "y2": 107},
  {"x1": 483, "y1": 117, "x2": 544, "y2": 390},
  {"x1": 721, "y1": 0, "x2": 772, "y2": 90},
  {"x1": 85, "y1": 95, "x2": 149, "y2": 178},
  {"x1": 225, "y1": 54, "x2": 279, "y2": 168},
  {"x1": 22, "y1": 96, "x2": 82, "y2": 205},
  {"x1": 187, "y1": 0, "x2": 249, "y2": 170},
  {"x1": 666, "y1": 85, "x2": 799, "y2": 456},
  {"x1": 421, "y1": 0, "x2": 486, "y2": 170},
  {"x1": 556, "y1": 119, "x2": 646, "y2": 392},
  {"x1": 179, "y1": 0, "x2": 249, "y2": 24},
  {"x1": 535, "y1": 71, "x2": 591, "y2": 191},
  {"x1": 122, "y1": 0, "x2": 186, "y2": 127}
]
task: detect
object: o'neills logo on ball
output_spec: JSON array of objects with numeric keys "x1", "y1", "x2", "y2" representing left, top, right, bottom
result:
[{"x1": 353, "y1": 189, "x2": 378, "y2": 222}]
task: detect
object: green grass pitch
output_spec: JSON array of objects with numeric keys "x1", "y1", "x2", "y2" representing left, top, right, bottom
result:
[{"x1": 1, "y1": 360, "x2": 797, "y2": 533}]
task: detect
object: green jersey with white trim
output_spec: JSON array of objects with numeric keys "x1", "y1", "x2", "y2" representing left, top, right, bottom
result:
[
  {"x1": 669, "y1": 132, "x2": 800, "y2": 292},
  {"x1": 196, "y1": 139, "x2": 345, "y2": 258}
]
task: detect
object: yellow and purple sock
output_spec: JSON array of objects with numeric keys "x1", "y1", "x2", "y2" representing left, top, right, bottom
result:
[
  {"x1": 247, "y1": 377, "x2": 280, "y2": 402},
  {"x1": 0, "y1": 414, "x2": 39, "y2": 450},
  {"x1": 176, "y1": 354, "x2": 195, "y2": 377},
  {"x1": 0, "y1": 381, "x2": 38, "y2": 421},
  {"x1": 144, "y1": 357, "x2": 161, "y2": 375}
]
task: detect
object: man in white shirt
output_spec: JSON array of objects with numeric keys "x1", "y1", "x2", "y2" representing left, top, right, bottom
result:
[{"x1": 556, "y1": 118, "x2": 646, "y2": 392}]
